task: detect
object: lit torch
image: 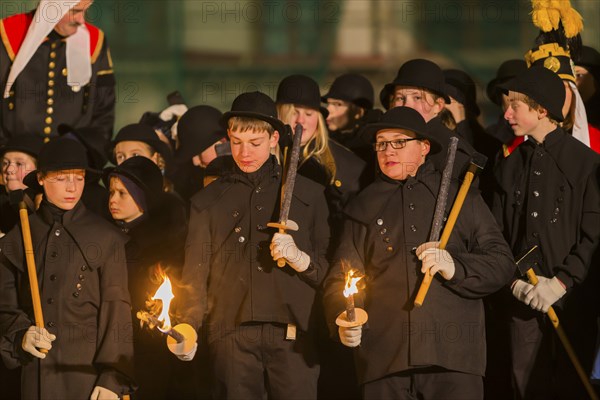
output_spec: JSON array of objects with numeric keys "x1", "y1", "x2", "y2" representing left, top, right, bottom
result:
[
  {"x1": 137, "y1": 270, "x2": 198, "y2": 357},
  {"x1": 336, "y1": 260, "x2": 368, "y2": 328},
  {"x1": 343, "y1": 269, "x2": 362, "y2": 322},
  {"x1": 137, "y1": 272, "x2": 184, "y2": 342}
]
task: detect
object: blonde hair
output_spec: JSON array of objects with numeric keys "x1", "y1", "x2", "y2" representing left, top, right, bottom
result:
[
  {"x1": 277, "y1": 104, "x2": 336, "y2": 184},
  {"x1": 228, "y1": 117, "x2": 275, "y2": 136}
]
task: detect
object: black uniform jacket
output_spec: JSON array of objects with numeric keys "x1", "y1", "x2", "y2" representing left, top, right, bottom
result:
[
  {"x1": 323, "y1": 161, "x2": 514, "y2": 384},
  {"x1": 0, "y1": 201, "x2": 134, "y2": 399},
  {"x1": 1, "y1": 12, "x2": 115, "y2": 144},
  {"x1": 493, "y1": 128, "x2": 600, "y2": 292},
  {"x1": 178, "y1": 156, "x2": 330, "y2": 342}
]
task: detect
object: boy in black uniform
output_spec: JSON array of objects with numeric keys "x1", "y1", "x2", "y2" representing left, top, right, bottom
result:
[
  {"x1": 323, "y1": 106, "x2": 515, "y2": 399},
  {"x1": 0, "y1": 138, "x2": 134, "y2": 399},
  {"x1": 493, "y1": 66, "x2": 600, "y2": 399},
  {"x1": 171, "y1": 92, "x2": 330, "y2": 399}
]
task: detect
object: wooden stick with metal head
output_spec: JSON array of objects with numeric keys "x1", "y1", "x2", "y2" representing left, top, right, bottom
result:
[
  {"x1": 414, "y1": 152, "x2": 487, "y2": 307},
  {"x1": 10, "y1": 189, "x2": 48, "y2": 354},
  {"x1": 516, "y1": 246, "x2": 599, "y2": 400},
  {"x1": 267, "y1": 124, "x2": 303, "y2": 267}
]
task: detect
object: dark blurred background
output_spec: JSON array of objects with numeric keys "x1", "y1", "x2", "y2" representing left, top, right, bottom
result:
[{"x1": 3, "y1": 0, "x2": 599, "y2": 131}]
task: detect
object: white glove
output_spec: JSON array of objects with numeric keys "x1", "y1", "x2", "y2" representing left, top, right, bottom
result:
[
  {"x1": 90, "y1": 386, "x2": 119, "y2": 400},
  {"x1": 167, "y1": 323, "x2": 198, "y2": 361},
  {"x1": 159, "y1": 104, "x2": 188, "y2": 141},
  {"x1": 173, "y1": 342, "x2": 197, "y2": 361},
  {"x1": 338, "y1": 325, "x2": 362, "y2": 348},
  {"x1": 511, "y1": 279, "x2": 535, "y2": 303},
  {"x1": 270, "y1": 232, "x2": 311, "y2": 272},
  {"x1": 416, "y1": 241, "x2": 455, "y2": 280},
  {"x1": 525, "y1": 276, "x2": 566, "y2": 313},
  {"x1": 159, "y1": 104, "x2": 188, "y2": 122},
  {"x1": 22, "y1": 326, "x2": 55, "y2": 359}
]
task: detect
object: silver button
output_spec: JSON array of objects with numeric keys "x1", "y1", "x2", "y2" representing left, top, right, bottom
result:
[
  {"x1": 55, "y1": 229, "x2": 60, "y2": 236},
  {"x1": 232, "y1": 210, "x2": 239, "y2": 217},
  {"x1": 239, "y1": 236, "x2": 246, "y2": 243},
  {"x1": 533, "y1": 170, "x2": 542, "y2": 176},
  {"x1": 376, "y1": 219, "x2": 383, "y2": 226},
  {"x1": 533, "y1": 191, "x2": 540, "y2": 197},
  {"x1": 234, "y1": 227, "x2": 242, "y2": 233},
  {"x1": 531, "y1": 212, "x2": 538, "y2": 218},
  {"x1": 551, "y1": 218, "x2": 558, "y2": 223},
  {"x1": 380, "y1": 228, "x2": 387, "y2": 235},
  {"x1": 257, "y1": 266, "x2": 263, "y2": 272},
  {"x1": 410, "y1": 225, "x2": 417, "y2": 232}
]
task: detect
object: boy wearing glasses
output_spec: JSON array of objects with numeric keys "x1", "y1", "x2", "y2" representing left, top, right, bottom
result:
[{"x1": 323, "y1": 107, "x2": 514, "y2": 399}]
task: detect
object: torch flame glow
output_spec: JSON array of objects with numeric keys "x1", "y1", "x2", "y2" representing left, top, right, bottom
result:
[
  {"x1": 343, "y1": 269, "x2": 362, "y2": 298},
  {"x1": 151, "y1": 274, "x2": 175, "y2": 332}
]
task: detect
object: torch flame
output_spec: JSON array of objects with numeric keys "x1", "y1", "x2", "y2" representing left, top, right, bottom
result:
[
  {"x1": 343, "y1": 269, "x2": 362, "y2": 298},
  {"x1": 151, "y1": 273, "x2": 175, "y2": 332}
]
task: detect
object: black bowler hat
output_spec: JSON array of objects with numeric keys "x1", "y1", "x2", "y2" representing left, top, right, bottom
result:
[
  {"x1": 103, "y1": 156, "x2": 164, "y2": 211},
  {"x1": 322, "y1": 73, "x2": 374, "y2": 110},
  {"x1": 175, "y1": 105, "x2": 226, "y2": 162},
  {"x1": 276, "y1": 74, "x2": 328, "y2": 118},
  {"x1": 221, "y1": 91, "x2": 286, "y2": 134},
  {"x1": 361, "y1": 106, "x2": 442, "y2": 155},
  {"x1": 379, "y1": 59, "x2": 451, "y2": 110},
  {"x1": 112, "y1": 123, "x2": 173, "y2": 165},
  {"x1": 0, "y1": 135, "x2": 44, "y2": 159},
  {"x1": 499, "y1": 66, "x2": 566, "y2": 122},
  {"x1": 23, "y1": 137, "x2": 101, "y2": 189},
  {"x1": 58, "y1": 124, "x2": 108, "y2": 170},
  {"x1": 486, "y1": 59, "x2": 528, "y2": 105},
  {"x1": 525, "y1": 43, "x2": 576, "y2": 83},
  {"x1": 444, "y1": 69, "x2": 481, "y2": 116}
]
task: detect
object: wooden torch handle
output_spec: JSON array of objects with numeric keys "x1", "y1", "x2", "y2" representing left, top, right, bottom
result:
[
  {"x1": 414, "y1": 169, "x2": 475, "y2": 308},
  {"x1": 19, "y1": 203, "x2": 47, "y2": 354},
  {"x1": 277, "y1": 228, "x2": 286, "y2": 267}
]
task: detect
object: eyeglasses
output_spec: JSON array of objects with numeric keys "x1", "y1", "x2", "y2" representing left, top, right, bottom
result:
[{"x1": 373, "y1": 138, "x2": 420, "y2": 152}]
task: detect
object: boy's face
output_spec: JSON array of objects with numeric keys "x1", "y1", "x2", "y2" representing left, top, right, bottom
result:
[
  {"x1": 375, "y1": 129, "x2": 430, "y2": 181},
  {"x1": 392, "y1": 87, "x2": 444, "y2": 122},
  {"x1": 38, "y1": 169, "x2": 85, "y2": 210},
  {"x1": 115, "y1": 141, "x2": 159, "y2": 166},
  {"x1": 503, "y1": 91, "x2": 544, "y2": 137},
  {"x1": 2, "y1": 151, "x2": 37, "y2": 192},
  {"x1": 325, "y1": 99, "x2": 350, "y2": 131},
  {"x1": 108, "y1": 176, "x2": 143, "y2": 223},
  {"x1": 229, "y1": 129, "x2": 279, "y2": 173}
]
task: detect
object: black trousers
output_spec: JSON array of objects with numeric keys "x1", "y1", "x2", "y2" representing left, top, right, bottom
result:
[
  {"x1": 362, "y1": 368, "x2": 483, "y2": 400},
  {"x1": 208, "y1": 322, "x2": 319, "y2": 400},
  {"x1": 509, "y1": 309, "x2": 597, "y2": 400}
]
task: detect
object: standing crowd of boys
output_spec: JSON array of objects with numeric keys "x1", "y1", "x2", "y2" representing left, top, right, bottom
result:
[{"x1": 1, "y1": 1, "x2": 600, "y2": 399}]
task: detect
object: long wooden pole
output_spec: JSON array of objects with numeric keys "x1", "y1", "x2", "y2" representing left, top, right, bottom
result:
[
  {"x1": 414, "y1": 166, "x2": 476, "y2": 307},
  {"x1": 526, "y1": 270, "x2": 598, "y2": 400},
  {"x1": 18, "y1": 202, "x2": 47, "y2": 354}
]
